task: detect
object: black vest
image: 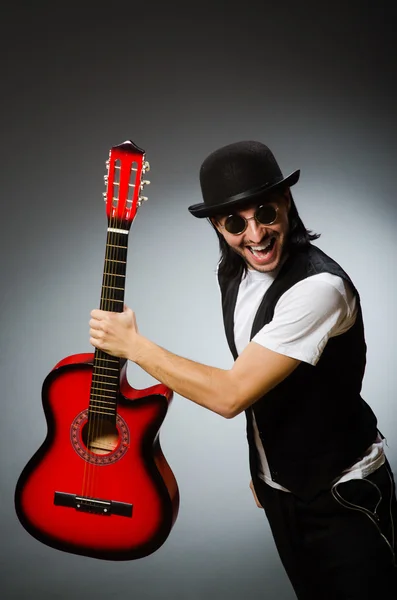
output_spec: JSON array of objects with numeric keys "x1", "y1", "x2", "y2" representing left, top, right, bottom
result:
[{"x1": 218, "y1": 244, "x2": 379, "y2": 501}]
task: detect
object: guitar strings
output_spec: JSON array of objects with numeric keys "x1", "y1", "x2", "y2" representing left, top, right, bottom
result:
[
  {"x1": 81, "y1": 213, "x2": 105, "y2": 500},
  {"x1": 82, "y1": 157, "x2": 119, "y2": 500},
  {"x1": 82, "y1": 155, "x2": 133, "y2": 503},
  {"x1": 94, "y1": 169, "x2": 119, "y2": 492}
]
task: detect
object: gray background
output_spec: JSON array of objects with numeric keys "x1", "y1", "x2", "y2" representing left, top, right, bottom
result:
[{"x1": 1, "y1": 1, "x2": 396, "y2": 598}]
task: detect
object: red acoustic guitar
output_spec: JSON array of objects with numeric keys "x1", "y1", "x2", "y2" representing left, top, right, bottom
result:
[{"x1": 15, "y1": 140, "x2": 179, "y2": 560}]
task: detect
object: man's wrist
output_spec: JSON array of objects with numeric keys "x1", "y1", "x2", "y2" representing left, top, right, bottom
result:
[{"x1": 128, "y1": 332, "x2": 147, "y2": 364}]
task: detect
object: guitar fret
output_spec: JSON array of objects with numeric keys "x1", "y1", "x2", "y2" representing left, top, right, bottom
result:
[
  {"x1": 90, "y1": 399, "x2": 115, "y2": 406},
  {"x1": 101, "y1": 297, "x2": 124, "y2": 303},
  {"x1": 95, "y1": 357, "x2": 119, "y2": 363},
  {"x1": 91, "y1": 392, "x2": 117, "y2": 400},
  {"x1": 104, "y1": 259, "x2": 126, "y2": 264},
  {"x1": 94, "y1": 366, "x2": 118, "y2": 373},
  {"x1": 92, "y1": 374, "x2": 118, "y2": 380},
  {"x1": 106, "y1": 244, "x2": 127, "y2": 249},
  {"x1": 90, "y1": 400, "x2": 115, "y2": 407},
  {"x1": 91, "y1": 387, "x2": 117, "y2": 399},
  {"x1": 103, "y1": 272, "x2": 126, "y2": 277},
  {"x1": 102, "y1": 285, "x2": 124, "y2": 291}
]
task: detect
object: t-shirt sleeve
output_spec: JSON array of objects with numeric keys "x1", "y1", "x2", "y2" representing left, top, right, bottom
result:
[{"x1": 251, "y1": 277, "x2": 356, "y2": 365}]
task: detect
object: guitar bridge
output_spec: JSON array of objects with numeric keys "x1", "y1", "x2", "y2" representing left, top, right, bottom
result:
[{"x1": 54, "y1": 491, "x2": 133, "y2": 517}]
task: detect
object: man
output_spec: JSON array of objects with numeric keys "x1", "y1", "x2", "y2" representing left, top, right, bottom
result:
[{"x1": 89, "y1": 141, "x2": 397, "y2": 598}]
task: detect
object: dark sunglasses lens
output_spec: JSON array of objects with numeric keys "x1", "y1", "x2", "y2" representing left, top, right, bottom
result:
[
  {"x1": 224, "y1": 215, "x2": 246, "y2": 234},
  {"x1": 256, "y1": 205, "x2": 277, "y2": 225}
]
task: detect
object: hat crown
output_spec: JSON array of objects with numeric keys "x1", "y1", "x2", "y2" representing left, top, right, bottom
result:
[{"x1": 199, "y1": 141, "x2": 283, "y2": 208}]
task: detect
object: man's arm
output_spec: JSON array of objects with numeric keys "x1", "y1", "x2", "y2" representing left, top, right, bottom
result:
[{"x1": 89, "y1": 307, "x2": 300, "y2": 419}]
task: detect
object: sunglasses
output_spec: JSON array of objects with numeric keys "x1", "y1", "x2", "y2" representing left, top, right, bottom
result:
[{"x1": 220, "y1": 204, "x2": 278, "y2": 235}]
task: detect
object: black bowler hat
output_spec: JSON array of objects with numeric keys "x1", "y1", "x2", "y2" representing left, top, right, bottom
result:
[{"x1": 188, "y1": 140, "x2": 300, "y2": 218}]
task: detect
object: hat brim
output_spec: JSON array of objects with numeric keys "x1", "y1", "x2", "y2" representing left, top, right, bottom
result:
[{"x1": 188, "y1": 170, "x2": 300, "y2": 218}]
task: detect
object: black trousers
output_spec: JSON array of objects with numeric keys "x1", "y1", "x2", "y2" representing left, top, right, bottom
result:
[{"x1": 254, "y1": 460, "x2": 397, "y2": 599}]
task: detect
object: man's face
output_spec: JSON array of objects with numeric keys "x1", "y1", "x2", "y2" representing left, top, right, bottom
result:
[{"x1": 213, "y1": 191, "x2": 291, "y2": 273}]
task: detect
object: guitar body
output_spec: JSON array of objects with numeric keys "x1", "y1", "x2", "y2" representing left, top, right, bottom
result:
[{"x1": 15, "y1": 353, "x2": 179, "y2": 560}]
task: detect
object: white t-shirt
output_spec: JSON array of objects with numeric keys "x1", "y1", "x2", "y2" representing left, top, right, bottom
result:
[{"x1": 229, "y1": 265, "x2": 384, "y2": 492}]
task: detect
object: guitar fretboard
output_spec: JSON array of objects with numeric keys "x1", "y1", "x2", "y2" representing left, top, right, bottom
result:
[
  {"x1": 100, "y1": 226, "x2": 129, "y2": 310},
  {"x1": 89, "y1": 220, "x2": 131, "y2": 421}
]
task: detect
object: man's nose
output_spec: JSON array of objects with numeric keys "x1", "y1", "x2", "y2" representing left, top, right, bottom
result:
[{"x1": 245, "y1": 218, "x2": 264, "y2": 243}]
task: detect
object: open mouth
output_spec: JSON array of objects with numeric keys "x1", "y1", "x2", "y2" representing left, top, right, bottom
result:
[{"x1": 247, "y1": 236, "x2": 276, "y2": 259}]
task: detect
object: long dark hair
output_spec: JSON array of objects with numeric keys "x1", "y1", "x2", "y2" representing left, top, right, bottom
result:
[{"x1": 210, "y1": 191, "x2": 321, "y2": 280}]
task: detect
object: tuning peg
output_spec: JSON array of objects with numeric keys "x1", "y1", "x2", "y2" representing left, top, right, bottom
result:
[
  {"x1": 141, "y1": 180, "x2": 151, "y2": 186},
  {"x1": 143, "y1": 160, "x2": 150, "y2": 173},
  {"x1": 104, "y1": 175, "x2": 108, "y2": 182},
  {"x1": 102, "y1": 192, "x2": 107, "y2": 201},
  {"x1": 139, "y1": 196, "x2": 148, "y2": 202}
]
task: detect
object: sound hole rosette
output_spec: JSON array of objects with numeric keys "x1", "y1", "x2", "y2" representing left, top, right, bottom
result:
[{"x1": 70, "y1": 410, "x2": 130, "y2": 465}]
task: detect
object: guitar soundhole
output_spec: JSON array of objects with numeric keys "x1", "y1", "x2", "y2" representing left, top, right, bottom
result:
[
  {"x1": 71, "y1": 410, "x2": 130, "y2": 465},
  {"x1": 82, "y1": 421, "x2": 119, "y2": 455}
]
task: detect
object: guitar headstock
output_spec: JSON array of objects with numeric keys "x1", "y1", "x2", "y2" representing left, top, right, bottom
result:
[{"x1": 103, "y1": 140, "x2": 150, "y2": 226}]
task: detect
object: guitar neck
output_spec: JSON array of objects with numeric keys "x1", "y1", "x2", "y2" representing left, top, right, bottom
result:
[
  {"x1": 89, "y1": 219, "x2": 131, "y2": 421},
  {"x1": 100, "y1": 220, "x2": 130, "y2": 312}
]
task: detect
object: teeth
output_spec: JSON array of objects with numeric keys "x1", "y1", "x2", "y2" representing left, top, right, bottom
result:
[{"x1": 250, "y1": 237, "x2": 274, "y2": 251}]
